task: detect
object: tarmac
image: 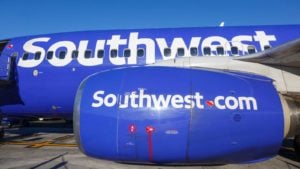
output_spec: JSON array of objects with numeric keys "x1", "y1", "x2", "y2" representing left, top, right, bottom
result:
[{"x1": 0, "y1": 121, "x2": 299, "y2": 169}]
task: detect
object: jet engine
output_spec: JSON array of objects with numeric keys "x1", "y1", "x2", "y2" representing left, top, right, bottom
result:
[{"x1": 74, "y1": 66, "x2": 289, "y2": 164}]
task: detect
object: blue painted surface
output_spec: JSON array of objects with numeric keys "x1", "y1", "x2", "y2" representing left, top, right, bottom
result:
[
  {"x1": 76, "y1": 66, "x2": 283, "y2": 164},
  {"x1": 0, "y1": 25, "x2": 299, "y2": 118}
]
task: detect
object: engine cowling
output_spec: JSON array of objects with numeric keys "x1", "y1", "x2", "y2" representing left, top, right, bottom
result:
[{"x1": 74, "y1": 66, "x2": 284, "y2": 164}]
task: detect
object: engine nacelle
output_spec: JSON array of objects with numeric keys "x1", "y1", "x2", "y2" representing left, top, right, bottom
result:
[{"x1": 74, "y1": 67, "x2": 284, "y2": 164}]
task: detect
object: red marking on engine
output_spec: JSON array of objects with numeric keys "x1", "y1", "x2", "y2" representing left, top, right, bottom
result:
[
  {"x1": 146, "y1": 126, "x2": 155, "y2": 161},
  {"x1": 146, "y1": 126, "x2": 155, "y2": 133},
  {"x1": 128, "y1": 124, "x2": 136, "y2": 134},
  {"x1": 206, "y1": 100, "x2": 214, "y2": 107}
]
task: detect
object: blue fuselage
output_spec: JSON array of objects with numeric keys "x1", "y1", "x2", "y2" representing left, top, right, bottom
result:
[{"x1": 1, "y1": 25, "x2": 300, "y2": 118}]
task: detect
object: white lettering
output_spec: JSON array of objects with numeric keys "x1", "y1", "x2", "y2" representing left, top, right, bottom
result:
[
  {"x1": 231, "y1": 35, "x2": 253, "y2": 54},
  {"x1": 171, "y1": 95, "x2": 184, "y2": 108},
  {"x1": 91, "y1": 90, "x2": 258, "y2": 111},
  {"x1": 202, "y1": 36, "x2": 230, "y2": 56},
  {"x1": 119, "y1": 94, "x2": 129, "y2": 108},
  {"x1": 152, "y1": 94, "x2": 172, "y2": 109},
  {"x1": 254, "y1": 31, "x2": 276, "y2": 51},
  {"x1": 238, "y1": 97, "x2": 258, "y2": 110},
  {"x1": 18, "y1": 37, "x2": 50, "y2": 68},
  {"x1": 129, "y1": 92, "x2": 139, "y2": 108},
  {"x1": 156, "y1": 37, "x2": 201, "y2": 59},
  {"x1": 138, "y1": 90, "x2": 152, "y2": 107},
  {"x1": 104, "y1": 94, "x2": 117, "y2": 107},
  {"x1": 215, "y1": 95, "x2": 257, "y2": 110},
  {"x1": 18, "y1": 31, "x2": 277, "y2": 68},
  {"x1": 225, "y1": 96, "x2": 239, "y2": 110},
  {"x1": 48, "y1": 41, "x2": 75, "y2": 67},
  {"x1": 184, "y1": 95, "x2": 195, "y2": 109},
  {"x1": 92, "y1": 90, "x2": 105, "y2": 107},
  {"x1": 106, "y1": 35, "x2": 127, "y2": 65},
  {"x1": 214, "y1": 96, "x2": 226, "y2": 109},
  {"x1": 194, "y1": 92, "x2": 204, "y2": 109},
  {"x1": 128, "y1": 33, "x2": 155, "y2": 64},
  {"x1": 77, "y1": 40, "x2": 105, "y2": 66}
]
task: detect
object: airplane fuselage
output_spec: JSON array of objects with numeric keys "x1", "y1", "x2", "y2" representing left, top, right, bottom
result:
[{"x1": 1, "y1": 25, "x2": 300, "y2": 118}]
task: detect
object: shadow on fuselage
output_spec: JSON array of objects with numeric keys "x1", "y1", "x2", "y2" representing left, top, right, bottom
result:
[
  {"x1": 0, "y1": 54, "x2": 24, "y2": 106},
  {"x1": 0, "y1": 81, "x2": 24, "y2": 106}
]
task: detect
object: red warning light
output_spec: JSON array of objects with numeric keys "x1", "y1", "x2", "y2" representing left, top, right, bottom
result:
[
  {"x1": 128, "y1": 124, "x2": 137, "y2": 134},
  {"x1": 146, "y1": 126, "x2": 155, "y2": 133}
]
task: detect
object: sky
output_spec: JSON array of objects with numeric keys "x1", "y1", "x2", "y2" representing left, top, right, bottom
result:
[{"x1": 0, "y1": 0, "x2": 300, "y2": 39}]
